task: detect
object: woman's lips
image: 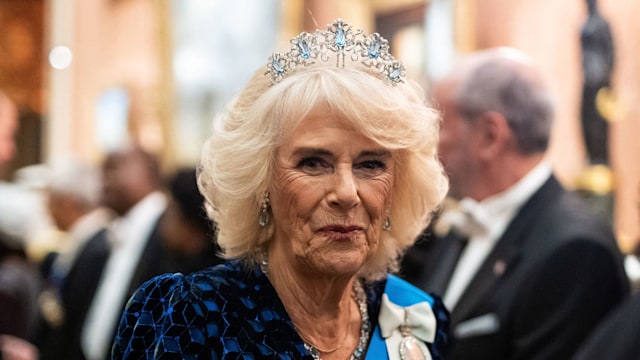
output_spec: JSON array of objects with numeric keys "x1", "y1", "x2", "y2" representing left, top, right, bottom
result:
[{"x1": 319, "y1": 225, "x2": 363, "y2": 233}]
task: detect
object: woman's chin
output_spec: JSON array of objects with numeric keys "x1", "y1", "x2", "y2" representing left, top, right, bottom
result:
[{"x1": 307, "y1": 251, "x2": 367, "y2": 277}]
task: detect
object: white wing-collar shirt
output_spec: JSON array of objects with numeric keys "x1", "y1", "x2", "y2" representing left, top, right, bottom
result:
[{"x1": 443, "y1": 161, "x2": 552, "y2": 310}]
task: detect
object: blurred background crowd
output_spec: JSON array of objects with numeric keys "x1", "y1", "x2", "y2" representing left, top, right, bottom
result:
[{"x1": 1, "y1": 0, "x2": 640, "y2": 359}]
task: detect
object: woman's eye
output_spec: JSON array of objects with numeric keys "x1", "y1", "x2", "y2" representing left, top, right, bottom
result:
[
  {"x1": 359, "y1": 160, "x2": 386, "y2": 170},
  {"x1": 355, "y1": 160, "x2": 387, "y2": 177},
  {"x1": 297, "y1": 157, "x2": 331, "y2": 174},
  {"x1": 298, "y1": 157, "x2": 322, "y2": 168}
]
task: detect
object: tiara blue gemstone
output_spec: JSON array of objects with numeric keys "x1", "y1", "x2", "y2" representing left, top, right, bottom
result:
[
  {"x1": 390, "y1": 67, "x2": 402, "y2": 80},
  {"x1": 271, "y1": 59, "x2": 285, "y2": 74},
  {"x1": 368, "y1": 40, "x2": 381, "y2": 58},
  {"x1": 335, "y1": 27, "x2": 346, "y2": 47},
  {"x1": 297, "y1": 40, "x2": 311, "y2": 59}
]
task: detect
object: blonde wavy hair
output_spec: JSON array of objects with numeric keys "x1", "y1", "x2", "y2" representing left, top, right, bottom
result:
[{"x1": 198, "y1": 61, "x2": 448, "y2": 281}]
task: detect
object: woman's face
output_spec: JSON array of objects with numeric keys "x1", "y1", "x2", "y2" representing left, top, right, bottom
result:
[{"x1": 270, "y1": 108, "x2": 395, "y2": 277}]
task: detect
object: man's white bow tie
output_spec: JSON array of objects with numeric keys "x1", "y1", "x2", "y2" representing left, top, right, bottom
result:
[{"x1": 434, "y1": 197, "x2": 488, "y2": 238}]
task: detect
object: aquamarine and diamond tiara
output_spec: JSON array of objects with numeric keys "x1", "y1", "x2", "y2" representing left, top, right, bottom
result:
[{"x1": 266, "y1": 18, "x2": 406, "y2": 86}]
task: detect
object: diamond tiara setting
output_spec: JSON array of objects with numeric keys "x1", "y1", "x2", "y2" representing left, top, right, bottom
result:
[{"x1": 265, "y1": 18, "x2": 406, "y2": 85}]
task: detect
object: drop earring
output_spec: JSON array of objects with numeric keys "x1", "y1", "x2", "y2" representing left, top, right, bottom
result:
[
  {"x1": 259, "y1": 192, "x2": 270, "y2": 227},
  {"x1": 383, "y1": 216, "x2": 391, "y2": 232}
]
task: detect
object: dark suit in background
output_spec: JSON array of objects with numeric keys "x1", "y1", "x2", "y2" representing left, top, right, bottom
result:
[
  {"x1": 37, "y1": 229, "x2": 109, "y2": 360},
  {"x1": 574, "y1": 287, "x2": 640, "y2": 360},
  {"x1": 403, "y1": 176, "x2": 628, "y2": 359},
  {"x1": 124, "y1": 219, "x2": 166, "y2": 298}
]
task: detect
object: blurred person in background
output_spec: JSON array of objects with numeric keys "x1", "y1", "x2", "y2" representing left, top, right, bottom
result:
[
  {"x1": 44, "y1": 158, "x2": 112, "y2": 266},
  {"x1": 158, "y1": 167, "x2": 223, "y2": 274},
  {"x1": 401, "y1": 47, "x2": 629, "y2": 359},
  {"x1": 0, "y1": 203, "x2": 41, "y2": 360},
  {"x1": 34, "y1": 158, "x2": 114, "y2": 360},
  {"x1": 0, "y1": 89, "x2": 39, "y2": 360},
  {"x1": 0, "y1": 90, "x2": 18, "y2": 175},
  {"x1": 81, "y1": 145, "x2": 167, "y2": 360}
]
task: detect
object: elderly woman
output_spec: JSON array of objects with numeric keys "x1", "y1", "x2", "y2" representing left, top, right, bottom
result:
[{"x1": 113, "y1": 19, "x2": 449, "y2": 360}]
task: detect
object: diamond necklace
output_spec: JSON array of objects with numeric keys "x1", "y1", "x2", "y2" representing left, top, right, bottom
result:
[
  {"x1": 298, "y1": 295, "x2": 352, "y2": 354},
  {"x1": 259, "y1": 258, "x2": 371, "y2": 359},
  {"x1": 304, "y1": 280, "x2": 371, "y2": 360}
]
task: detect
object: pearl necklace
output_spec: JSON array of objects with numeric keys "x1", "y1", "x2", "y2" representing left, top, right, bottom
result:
[{"x1": 259, "y1": 259, "x2": 371, "y2": 359}]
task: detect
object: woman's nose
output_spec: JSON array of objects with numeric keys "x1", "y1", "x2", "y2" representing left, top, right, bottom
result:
[{"x1": 328, "y1": 168, "x2": 360, "y2": 209}]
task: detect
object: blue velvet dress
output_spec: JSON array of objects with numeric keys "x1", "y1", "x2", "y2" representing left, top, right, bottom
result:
[{"x1": 112, "y1": 261, "x2": 449, "y2": 359}]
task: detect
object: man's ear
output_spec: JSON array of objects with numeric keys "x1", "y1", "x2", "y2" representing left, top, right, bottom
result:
[{"x1": 473, "y1": 111, "x2": 511, "y2": 160}]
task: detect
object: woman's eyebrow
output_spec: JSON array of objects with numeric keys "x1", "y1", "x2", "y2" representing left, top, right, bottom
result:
[
  {"x1": 291, "y1": 147, "x2": 391, "y2": 158},
  {"x1": 359, "y1": 149, "x2": 391, "y2": 158},
  {"x1": 291, "y1": 147, "x2": 333, "y2": 157}
]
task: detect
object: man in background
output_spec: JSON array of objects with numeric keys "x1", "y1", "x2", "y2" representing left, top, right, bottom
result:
[
  {"x1": 0, "y1": 89, "x2": 40, "y2": 360},
  {"x1": 82, "y1": 145, "x2": 167, "y2": 360},
  {"x1": 35, "y1": 158, "x2": 113, "y2": 360},
  {"x1": 401, "y1": 47, "x2": 628, "y2": 359}
]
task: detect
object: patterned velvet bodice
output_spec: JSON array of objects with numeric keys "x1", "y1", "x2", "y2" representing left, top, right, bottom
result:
[{"x1": 112, "y1": 261, "x2": 449, "y2": 359}]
